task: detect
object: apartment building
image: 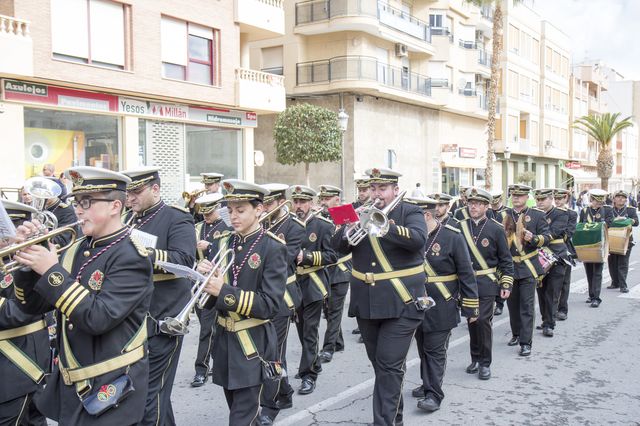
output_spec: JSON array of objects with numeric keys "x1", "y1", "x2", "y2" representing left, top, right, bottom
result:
[
  {"x1": 0, "y1": 0, "x2": 286, "y2": 203},
  {"x1": 250, "y1": 0, "x2": 495, "y2": 201},
  {"x1": 493, "y1": 0, "x2": 572, "y2": 191}
]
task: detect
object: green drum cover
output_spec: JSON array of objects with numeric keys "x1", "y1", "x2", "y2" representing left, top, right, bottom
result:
[{"x1": 573, "y1": 222, "x2": 604, "y2": 247}]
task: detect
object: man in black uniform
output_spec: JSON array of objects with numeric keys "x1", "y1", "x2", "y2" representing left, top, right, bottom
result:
[
  {"x1": 457, "y1": 189, "x2": 513, "y2": 380},
  {"x1": 489, "y1": 190, "x2": 508, "y2": 316},
  {"x1": 191, "y1": 193, "x2": 230, "y2": 387},
  {"x1": 186, "y1": 172, "x2": 223, "y2": 222},
  {"x1": 291, "y1": 185, "x2": 336, "y2": 395},
  {"x1": 331, "y1": 167, "x2": 428, "y2": 426},
  {"x1": 258, "y1": 183, "x2": 305, "y2": 425},
  {"x1": 0, "y1": 200, "x2": 49, "y2": 426},
  {"x1": 579, "y1": 189, "x2": 613, "y2": 307},
  {"x1": 505, "y1": 184, "x2": 550, "y2": 356},
  {"x1": 554, "y1": 189, "x2": 577, "y2": 320},
  {"x1": 123, "y1": 167, "x2": 197, "y2": 426},
  {"x1": 451, "y1": 185, "x2": 469, "y2": 213},
  {"x1": 353, "y1": 177, "x2": 372, "y2": 209},
  {"x1": 533, "y1": 189, "x2": 569, "y2": 337},
  {"x1": 317, "y1": 185, "x2": 351, "y2": 363},
  {"x1": 13, "y1": 166, "x2": 153, "y2": 426},
  {"x1": 428, "y1": 193, "x2": 457, "y2": 228},
  {"x1": 607, "y1": 190, "x2": 639, "y2": 293},
  {"x1": 408, "y1": 196, "x2": 479, "y2": 412}
]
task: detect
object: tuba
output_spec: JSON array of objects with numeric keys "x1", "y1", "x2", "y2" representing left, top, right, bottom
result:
[
  {"x1": 23, "y1": 177, "x2": 61, "y2": 230},
  {"x1": 346, "y1": 190, "x2": 406, "y2": 246}
]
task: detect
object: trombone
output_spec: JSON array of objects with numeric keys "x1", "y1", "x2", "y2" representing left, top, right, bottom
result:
[
  {"x1": 259, "y1": 200, "x2": 292, "y2": 228},
  {"x1": 304, "y1": 206, "x2": 325, "y2": 225},
  {"x1": 346, "y1": 191, "x2": 406, "y2": 246},
  {"x1": 0, "y1": 220, "x2": 83, "y2": 274},
  {"x1": 158, "y1": 248, "x2": 235, "y2": 336},
  {"x1": 182, "y1": 189, "x2": 207, "y2": 202}
]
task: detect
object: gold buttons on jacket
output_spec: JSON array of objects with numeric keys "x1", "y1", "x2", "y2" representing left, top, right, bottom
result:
[
  {"x1": 371, "y1": 262, "x2": 377, "y2": 267},
  {"x1": 83, "y1": 251, "x2": 91, "y2": 257}
]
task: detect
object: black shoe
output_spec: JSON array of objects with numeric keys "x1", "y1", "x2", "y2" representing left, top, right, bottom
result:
[
  {"x1": 585, "y1": 298, "x2": 593, "y2": 303},
  {"x1": 352, "y1": 328, "x2": 361, "y2": 335},
  {"x1": 298, "y1": 378, "x2": 316, "y2": 395},
  {"x1": 590, "y1": 299, "x2": 601, "y2": 308},
  {"x1": 190, "y1": 374, "x2": 207, "y2": 387},
  {"x1": 318, "y1": 351, "x2": 333, "y2": 363},
  {"x1": 494, "y1": 306, "x2": 503, "y2": 316},
  {"x1": 621, "y1": 287, "x2": 629, "y2": 293},
  {"x1": 335, "y1": 345, "x2": 345, "y2": 352},
  {"x1": 276, "y1": 392, "x2": 293, "y2": 410},
  {"x1": 294, "y1": 373, "x2": 300, "y2": 379},
  {"x1": 411, "y1": 385, "x2": 425, "y2": 398},
  {"x1": 417, "y1": 395, "x2": 440, "y2": 412},
  {"x1": 519, "y1": 344, "x2": 532, "y2": 356},
  {"x1": 536, "y1": 325, "x2": 543, "y2": 330},
  {"x1": 507, "y1": 336, "x2": 520, "y2": 346},
  {"x1": 256, "y1": 414, "x2": 275, "y2": 426},
  {"x1": 556, "y1": 312, "x2": 567, "y2": 321},
  {"x1": 478, "y1": 366, "x2": 491, "y2": 380},
  {"x1": 358, "y1": 336, "x2": 364, "y2": 344},
  {"x1": 543, "y1": 327, "x2": 554, "y2": 337},
  {"x1": 465, "y1": 361, "x2": 479, "y2": 374},
  {"x1": 607, "y1": 284, "x2": 619, "y2": 289}
]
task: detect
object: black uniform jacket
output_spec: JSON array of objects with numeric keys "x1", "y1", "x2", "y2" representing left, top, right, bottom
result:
[
  {"x1": 14, "y1": 227, "x2": 153, "y2": 426},
  {"x1": 321, "y1": 213, "x2": 352, "y2": 286},
  {"x1": 47, "y1": 198, "x2": 82, "y2": 247},
  {"x1": 422, "y1": 223, "x2": 478, "y2": 332},
  {"x1": 459, "y1": 218, "x2": 514, "y2": 297},
  {"x1": 565, "y1": 208, "x2": 578, "y2": 257},
  {"x1": 611, "y1": 205, "x2": 639, "y2": 245},
  {"x1": 203, "y1": 228, "x2": 287, "y2": 389},
  {"x1": 195, "y1": 218, "x2": 232, "y2": 261},
  {"x1": 440, "y1": 214, "x2": 460, "y2": 229},
  {"x1": 267, "y1": 213, "x2": 305, "y2": 315},
  {"x1": 332, "y1": 201, "x2": 428, "y2": 320},
  {"x1": 545, "y1": 207, "x2": 570, "y2": 262},
  {"x1": 579, "y1": 206, "x2": 614, "y2": 226},
  {"x1": 505, "y1": 207, "x2": 551, "y2": 280},
  {"x1": 296, "y1": 215, "x2": 337, "y2": 305},
  {"x1": 491, "y1": 206, "x2": 508, "y2": 224},
  {"x1": 125, "y1": 201, "x2": 196, "y2": 323},
  {"x1": 0, "y1": 275, "x2": 50, "y2": 404},
  {"x1": 455, "y1": 206, "x2": 496, "y2": 221}
]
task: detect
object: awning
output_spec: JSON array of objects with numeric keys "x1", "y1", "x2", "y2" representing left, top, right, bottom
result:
[{"x1": 560, "y1": 167, "x2": 600, "y2": 184}]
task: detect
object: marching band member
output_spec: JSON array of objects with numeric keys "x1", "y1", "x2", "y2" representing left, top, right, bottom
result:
[
  {"x1": 554, "y1": 189, "x2": 577, "y2": 320},
  {"x1": 123, "y1": 167, "x2": 197, "y2": 426},
  {"x1": 258, "y1": 183, "x2": 305, "y2": 425},
  {"x1": 353, "y1": 177, "x2": 372, "y2": 209},
  {"x1": 489, "y1": 190, "x2": 508, "y2": 316},
  {"x1": 198, "y1": 179, "x2": 286, "y2": 426},
  {"x1": 12, "y1": 167, "x2": 153, "y2": 426},
  {"x1": 331, "y1": 168, "x2": 427, "y2": 426},
  {"x1": 291, "y1": 185, "x2": 336, "y2": 395},
  {"x1": 428, "y1": 193, "x2": 458, "y2": 228},
  {"x1": 186, "y1": 172, "x2": 224, "y2": 222},
  {"x1": 607, "y1": 190, "x2": 638, "y2": 294}
]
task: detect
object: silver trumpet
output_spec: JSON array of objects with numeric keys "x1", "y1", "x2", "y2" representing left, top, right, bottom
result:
[
  {"x1": 346, "y1": 190, "x2": 407, "y2": 246},
  {"x1": 157, "y1": 248, "x2": 235, "y2": 336}
]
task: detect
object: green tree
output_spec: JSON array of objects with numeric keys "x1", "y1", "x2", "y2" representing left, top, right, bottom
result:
[
  {"x1": 573, "y1": 113, "x2": 634, "y2": 190},
  {"x1": 273, "y1": 103, "x2": 343, "y2": 185},
  {"x1": 465, "y1": 0, "x2": 522, "y2": 190}
]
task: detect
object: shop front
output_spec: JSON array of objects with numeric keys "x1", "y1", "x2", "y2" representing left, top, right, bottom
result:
[{"x1": 440, "y1": 145, "x2": 486, "y2": 195}]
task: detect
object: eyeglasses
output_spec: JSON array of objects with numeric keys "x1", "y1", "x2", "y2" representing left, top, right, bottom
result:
[{"x1": 71, "y1": 198, "x2": 115, "y2": 209}]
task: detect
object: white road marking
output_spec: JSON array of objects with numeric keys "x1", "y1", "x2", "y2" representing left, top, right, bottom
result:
[{"x1": 277, "y1": 317, "x2": 512, "y2": 426}]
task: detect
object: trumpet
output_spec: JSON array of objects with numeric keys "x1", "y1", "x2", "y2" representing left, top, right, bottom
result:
[
  {"x1": 23, "y1": 176, "x2": 61, "y2": 230},
  {"x1": 0, "y1": 220, "x2": 83, "y2": 274},
  {"x1": 158, "y1": 248, "x2": 235, "y2": 336},
  {"x1": 259, "y1": 200, "x2": 292, "y2": 228},
  {"x1": 304, "y1": 206, "x2": 325, "y2": 225},
  {"x1": 346, "y1": 191, "x2": 406, "y2": 246},
  {"x1": 182, "y1": 189, "x2": 207, "y2": 202}
]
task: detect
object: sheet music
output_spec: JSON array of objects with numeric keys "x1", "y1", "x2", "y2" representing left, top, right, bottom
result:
[
  {"x1": 0, "y1": 202, "x2": 17, "y2": 240},
  {"x1": 131, "y1": 228, "x2": 158, "y2": 249}
]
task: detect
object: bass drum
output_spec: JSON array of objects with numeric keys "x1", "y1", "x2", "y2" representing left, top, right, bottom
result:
[
  {"x1": 572, "y1": 222, "x2": 608, "y2": 263},
  {"x1": 608, "y1": 218, "x2": 634, "y2": 255}
]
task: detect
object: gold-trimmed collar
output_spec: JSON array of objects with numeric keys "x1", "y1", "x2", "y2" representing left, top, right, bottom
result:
[
  {"x1": 140, "y1": 200, "x2": 164, "y2": 217},
  {"x1": 90, "y1": 226, "x2": 130, "y2": 248},
  {"x1": 237, "y1": 225, "x2": 262, "y2": 243}
]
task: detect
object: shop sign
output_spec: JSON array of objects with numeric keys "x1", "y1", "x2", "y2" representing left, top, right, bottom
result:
[
  {"x1": 2, "y1": 79, "x2": 118, "y2": 111},
  {"x1": 206, "y1": 114, "x2": 241, "y2": 125},
  {"x1": 4, "y1": 79, "x2": 48, "y2": 96},
  {"x1": 189, "y1": 107, "x2": 257, "y2": 128},
  {"x1": 459, "y1": 147, "x2": 477, "y2": 158},
  {"x1": 118, "y1": 98, "x2": 188, "y2": 119},
  {"x1": 441, "y1": 144, "x2": 458, "y2": 153},
  {"x1": 565, "y1": 161, "x2": 582, "y2": 169}
]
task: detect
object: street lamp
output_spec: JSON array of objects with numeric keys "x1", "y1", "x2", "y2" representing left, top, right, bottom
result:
[
  {"x1": 338, "y1": 108, "x2": 349, "y2": 198},
  {"x1": 504, "y1": 144, "x2": 512, "y2": 160}
]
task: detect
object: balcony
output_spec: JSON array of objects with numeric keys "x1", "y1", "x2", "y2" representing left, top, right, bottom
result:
[
  {"x1": 295, "y1": 0, "x2": 433, "y2": 55},
  {"x1": 296, "y1": 55, "x2": 431, "y2": 98},
  {"x1": 235, "y1": 68, "x2": 286, "y2": 113},
  {"x1": 588, "y1": 95, "x2": 601, "y2": 113},
  {"x1": 0, "y1": 15, "x2": 33, "y2": 76},
  {"x1": 234, "y1": 0, "x2": 285, "y2": 40}
]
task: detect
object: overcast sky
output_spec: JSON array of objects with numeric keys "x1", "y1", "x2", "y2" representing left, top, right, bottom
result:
[{"x1": 532, "y1": 0, "x2": 640, "y2": 80}]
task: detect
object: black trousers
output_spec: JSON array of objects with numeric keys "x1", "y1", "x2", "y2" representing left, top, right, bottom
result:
[
  {"x1": 557, "y1": 265, "x2": 572, "y2": 315},
  {"x1": 141, "y1": 334, "x2": 183, "y2": 426},
  {"x1": 223, "y1": 384, "x2": 262, "y2": 426},
  {"x1": 0, "y1": 393, "x2": 46, "y2": 426},
  {"x1": 469, "y1": 296, "x2": 495, "y2": 367},
  {"x1": 260, "y1": 314, "x2": 294, "y2": 418},
  {"x1": 585, "y1": 262, "x2": 604, "y2": 301},
  {"x1": 358, "y1": 316, "x2": 421, "y2": 426},
  {"x1": 506, "y1": 276, "x2": 536, "y2": 346},
  {"x1": 322, "y1": 282, "x2": 349, "y2": 353},
  {"x1": 295, "y1": 300, "x2": 323, "y2": 380},
  {"x1": 608, "y1": 245, "x2": 633, "y2": 289},
  {"x1": 537, "y1": 263, "x2": 567, "y2": 329},
  {"x1": 194, "y1": 306, "x2": 217, "y2": 376},
  {"x1": 495, "y1": 295, "x2": 504, "y2": 309},
  {"x1": 415, "y1": 329, "x2": 451, "y2": 403}
]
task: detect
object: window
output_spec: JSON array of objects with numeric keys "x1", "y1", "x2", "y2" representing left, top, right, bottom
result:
[
  {"x1": 531, "y1": 80, "x2": 539, "y2": 105},
  {"x1": 508, "y1": 115, "x2": 518, "y2": 142},
  {"x1": 161, "y1": 16, "x2": 219, "y2": 85},
  {"x1": 261, "y1": 46, "x2": 284, "y2": 75},
  {"x1": 561, "y1": 56, "x2": 569, "y2": 78},
  {"x1": 186, "y1": 125, "x2": 242, "y2": 180},
  {"x1": 519, "y1": 74, "x2": 530, "y2": 100},
  {"x1": 531, "y1": 38, "x2": 539, "y2": 64},
  {"x1": 552, "y1": 51, "x2": 561, "y2": 74},
  {"x1": 508, "y1": 70, "x2": 519, "y2": 98},
  {"x1": 531, "y1": 120, "x2": 539, "y2": 146},
  {"x1": 509, "y1": 25, "x2": 519, "y2": 53},
  {"x1": 560, "y1": 128, "x2": 568, "y2": 149},
  {"x1": 429, "y1": 13, "x2": 443, "y2": 28},
  {"x1": 545, "y1": 47, "x2": 552, "y2": 69},
  {"x1": 51, "y1": 0, "x2": 129, "y2": 69}
]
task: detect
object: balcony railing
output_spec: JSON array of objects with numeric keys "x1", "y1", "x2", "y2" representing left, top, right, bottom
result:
[
  {"x1": 431, "y1": 78, "x2": 450, "y2": 89},
  {"x1": 458, "y1": 39, "x2": 477, "y2": 49},
  {"x1": 261, "y1": 66, "x2": 284, "y2": 76},
  {"x1": 0, "y1": 15, "x2": 30, "y2": 36},
  {"x1": 295, "y1": 0, "x2": 431, "y2": 43},
  {"x1": 459, "y1": 87, "x2": 477, "y2": 97},
  {"x1": 480, "y1": 6, "x2": 494, "y2": 21},
  {"x1": 478, "y1": 50, "x2": 491, "y2": 66},
  {"x1": 431, "y1": 26, "x2": 453, "y2": 43},
  {"x1": 297, "y1": 56, "x2": 431, "y2": 97}
]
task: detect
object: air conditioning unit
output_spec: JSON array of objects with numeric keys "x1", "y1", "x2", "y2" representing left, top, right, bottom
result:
[{"x1": 395, "y1": 43, "x2": 408, "y2": 57}]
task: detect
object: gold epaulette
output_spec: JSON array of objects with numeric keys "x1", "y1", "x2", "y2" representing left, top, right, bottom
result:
[
  {"x1": 267, "y1": 231, "x2": 286, "y2": 245},
  {"x1": 318, "y1": 215, "x2": 334, "y2": 225},
  {"x1": 170, "y1": 204, "x2": 191, "y2": 214},
  {"x1": 491, "y1": 218, "x2": 504, "y2": 227},
  {"x1": 129, "y1": 234, "x2": 149, "y2": 257},
  {"x1": 59, "y1": 201, "x2": 70, "y2": 208},
  {"x1": 445, "y1": 224, "x2": 460, "y2": 233},
  {"x1": 290, "y1": 214, "x2": 305, "y2": 228}
]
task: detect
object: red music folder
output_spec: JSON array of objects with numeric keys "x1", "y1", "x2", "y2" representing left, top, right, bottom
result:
[{"x1": 328, "y1": 204, "x2": 359, "y2": 225}]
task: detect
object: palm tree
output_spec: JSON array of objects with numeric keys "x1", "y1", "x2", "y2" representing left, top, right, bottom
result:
[
  {"x1": 573, "y1": 112, "x2": 634, "y2": 190},
  {"x1": 465, "y1": 0, "x2": 521, "y2": 190}
]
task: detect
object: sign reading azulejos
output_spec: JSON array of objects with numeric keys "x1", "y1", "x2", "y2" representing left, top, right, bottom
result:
[{"x1": 4, "y1": 79, "x2": 48, "y2": 97}]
